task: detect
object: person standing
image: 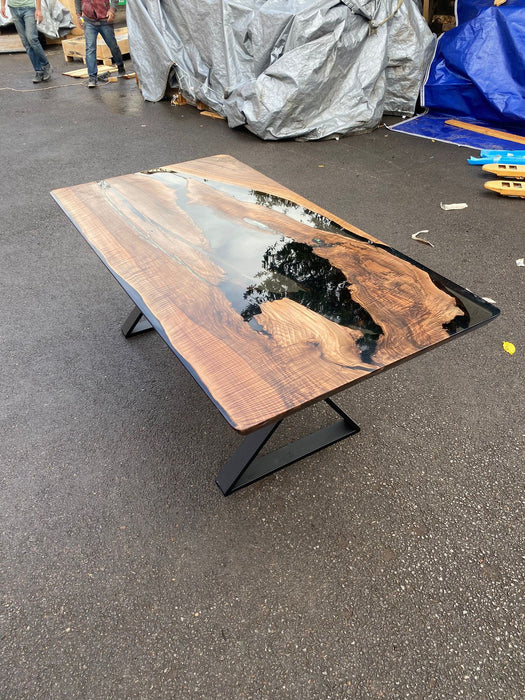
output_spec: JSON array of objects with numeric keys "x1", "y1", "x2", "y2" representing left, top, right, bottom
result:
[
  {"x1": 74, "y1": 0, "x2": 126, "y2": 88},
  {"x1": 0, "y1": 0, "x2": 53, "y2": 83}
]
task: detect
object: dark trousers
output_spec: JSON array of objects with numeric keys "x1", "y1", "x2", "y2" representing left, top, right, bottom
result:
[{"x1": 84, "y1": 19, "x2": 124, "y2": 78}]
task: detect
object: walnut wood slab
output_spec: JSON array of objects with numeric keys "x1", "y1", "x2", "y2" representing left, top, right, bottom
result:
[{"x1": 52, "y1": 155, "x2": 499, "y2": 433}]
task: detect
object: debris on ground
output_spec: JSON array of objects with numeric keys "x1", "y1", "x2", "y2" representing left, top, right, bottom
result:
[
  {"x1": 171, "y1": 93, "x2": 187, "y2": 106},
  {"x1": 503, "y1": 342, "x2": 516, "y2": 355},
  {"x1": 411, "y1": 230, "x2": 434, "y2": 247},
  {"x1": 440, "y1": 202, "x2": 468, "y2": 210},
  {"x1": 200, "y1": 110, "x2": 225, "y2": 120},
  {"x1": 170, "y1": 92, "x2": 225, "y2": 120},
  {"x1": 517, "y1": 258, "x2": 525, "y2": 266}
]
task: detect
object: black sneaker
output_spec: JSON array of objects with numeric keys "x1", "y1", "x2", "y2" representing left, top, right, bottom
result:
[
  {"x1": 117, "y1": 65, "x2": 126, "y2": 77},
  {"x1": 42, "y1": 63, "x2": 53, "y2": 81},
  {"x1": 32, "y1": 71, "x2": 43, "y2": 83},
  {"x1": 87, "y1": 76, "x2": 97, "y2": 88}
]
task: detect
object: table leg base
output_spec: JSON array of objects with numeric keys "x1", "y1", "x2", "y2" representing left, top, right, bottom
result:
[
  {"x1": 122, "y1": 305, "x2": 153, "y2": 337},
  {"x1": 216, "y1": 398, "x2": 360, "y2": 495},
  {"x1": 121, "y1": 305, "x2": 359, "y2": 495}
]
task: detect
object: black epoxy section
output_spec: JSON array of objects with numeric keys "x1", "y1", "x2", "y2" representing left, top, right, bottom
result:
[{"x1": 239, "y1": 239, "x2": 383, "y2": 364}]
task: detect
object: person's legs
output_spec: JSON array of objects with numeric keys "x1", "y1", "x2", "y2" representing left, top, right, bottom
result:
[
  {"x1": 98, "y1": 22, "x2": 124, "y2": 71},
  {"x1": 11, "y1": 6, "x2": 48, "y2": 73},
  {"x1": 23, "y1": 8, "x2": 49, "y2": 71},
  {"x1": 84, "y1": 21, "x2": 99, "y2": 82},
  {"x1": 10, "y1": 7, "x2": 30, "y2": 51}
]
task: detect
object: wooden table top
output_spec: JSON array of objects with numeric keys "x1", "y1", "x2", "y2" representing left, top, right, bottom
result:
[{"x1": 52, "y1": 155, "x2": 498, "y2": 433}]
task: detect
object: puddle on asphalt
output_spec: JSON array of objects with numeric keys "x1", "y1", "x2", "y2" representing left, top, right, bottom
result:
[{"x1": 97, "y1": 88, "x2": 144, "y2": 116}]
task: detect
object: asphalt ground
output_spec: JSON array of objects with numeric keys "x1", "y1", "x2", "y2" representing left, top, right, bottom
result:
[{"x1": 1, "y1": 42, "x2": 524, "y2": 700}]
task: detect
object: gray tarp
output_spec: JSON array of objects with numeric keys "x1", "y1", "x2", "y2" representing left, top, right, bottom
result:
[
  {"x1": 128, "y1": 0, "x2": 435, "y2": 140},
  {"x1": 0, "y1": 0, "x2": 75, "y2": 39}
]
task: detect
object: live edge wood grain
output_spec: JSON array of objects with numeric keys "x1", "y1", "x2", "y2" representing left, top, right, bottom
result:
[{"x1": 52, "y1": 155, "x2": 497, "y2": 433}]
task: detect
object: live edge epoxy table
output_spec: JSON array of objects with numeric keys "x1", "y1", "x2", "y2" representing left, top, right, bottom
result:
[{"x1": 52, "y1": 155, "x2": 499, "y2": 495}]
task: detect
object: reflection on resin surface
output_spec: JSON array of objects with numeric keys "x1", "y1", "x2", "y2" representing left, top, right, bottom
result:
[
  {"x1": 107, "y1": 169, "x2": 385, "y2": 362},
  {"x1": 239, "y1": 239, "x2": 383, "y2": 364}
]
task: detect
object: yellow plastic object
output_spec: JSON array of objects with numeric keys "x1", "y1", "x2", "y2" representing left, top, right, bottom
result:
[
  {"x1": 482, "y1": 163, "x2": 525, "y2": 179},
  {"x1": 503, "y1": 342, "x2": 516, "y2": 355},
  {"x1": 484, "y1": 180, "x2": 525, "y2": 198}
]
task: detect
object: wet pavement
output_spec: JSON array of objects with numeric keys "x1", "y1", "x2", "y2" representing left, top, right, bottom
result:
[{"x1": 1, "y1": 43, "x2": 524, "y2": 700}]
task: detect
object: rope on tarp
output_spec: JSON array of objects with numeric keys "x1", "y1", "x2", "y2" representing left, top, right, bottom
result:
[{"x1": 368, "y1": 0, "x2": 404, "y2": 34}]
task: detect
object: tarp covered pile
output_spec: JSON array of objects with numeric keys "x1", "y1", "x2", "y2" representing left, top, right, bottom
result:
[{"x1": 128, "y1": 0, "x2": 435, "y2": 140}]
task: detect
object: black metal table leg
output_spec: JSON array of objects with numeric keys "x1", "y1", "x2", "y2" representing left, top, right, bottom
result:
[
  {"x1": 120, "y1": 305, "x2": 359, "y2": 495},
  {"x1": 216, "y1": 398, "x2": 360, "y2": 495},
  {"x1": 122, "y1": 305, "x2": 154, "y2": 337}
]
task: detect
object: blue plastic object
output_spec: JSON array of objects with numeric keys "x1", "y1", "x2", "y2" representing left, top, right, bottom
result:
[
  {"x1": 468, "y1": 150, "x2": 525, "y2": 165},
  {"x1": 481, "y1": 150, "x2": 525, "y2": 156}
]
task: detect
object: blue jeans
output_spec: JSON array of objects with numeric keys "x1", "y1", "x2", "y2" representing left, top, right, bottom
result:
[
  {"x1": 84, "y1": 20, "x2": 124, "y2": 78},
  {"x1": 10, "y1": 5, "x2": 49, "y2": 72}
]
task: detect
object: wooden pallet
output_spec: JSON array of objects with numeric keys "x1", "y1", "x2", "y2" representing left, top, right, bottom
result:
[
  {"x1": 62, "y1": 65, "x2": 136, "y2": 80},
  {"x1": 63, "y1": 65, "x2": 118, "y2": 78},
  {"x1": 62, "y1": 27, "x2": 129, "y2": 66}
]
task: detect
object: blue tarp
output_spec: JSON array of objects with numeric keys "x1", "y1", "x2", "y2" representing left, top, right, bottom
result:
[{"x1": 422, "y1": 0, "x2": 525, "y2": 126}]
